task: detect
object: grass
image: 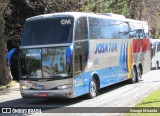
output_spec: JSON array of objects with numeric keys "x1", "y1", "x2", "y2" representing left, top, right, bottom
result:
[
  {"x1": 124, "y1": 89, "x2": 160, "y2": 116},
  {"x1": 137, "y1": 89, "x2": 160, "y2": 107}
]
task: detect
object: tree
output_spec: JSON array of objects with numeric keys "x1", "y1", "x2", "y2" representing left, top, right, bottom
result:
[
  {"x1": 127, "y1": 0, "x2": 144, "y2": 19},
  {"x1": 5, "y1": 0, "x2": 82, "y2": 45},
  {"x1": 0, "y1": 0, "x2": 12, "y2": 85},
  {"x1": 3, "y1": 0, "x2": 83, "y2": 81},
  {"x1": 142, "y1": 0, "x2": 160, "y2": 38},
  {"x1": 83, "y1": 0, "x2": 129, "y2": 17},
  {"x1": 127, "y1": 0, "x2": 160, "y2": 38}
]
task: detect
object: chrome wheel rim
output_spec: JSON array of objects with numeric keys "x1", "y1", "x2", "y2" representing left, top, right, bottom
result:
[
  {"x1": 138, "y1": 68, "x2": 142, "y2": 79},
  {"x1": 90, "y1": 81, "x2": 96, "y2": 97},
  {"x1": 156, "y1": 63, "x2": 158, "y2": 69},
  {"x1": 132, "y1": 68, "x2": 136, "y2": 81}
]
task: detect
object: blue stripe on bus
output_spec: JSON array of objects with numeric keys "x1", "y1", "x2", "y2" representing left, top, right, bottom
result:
[{"x1": 74, "y1": 66, "x2": 128, "y2": 97}]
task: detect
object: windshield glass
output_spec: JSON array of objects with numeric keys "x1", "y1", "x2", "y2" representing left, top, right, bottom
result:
[
  {"x1": 20, "y1": 49, "x2": 42, "y2": 78},
  {"x1": 21, "y1": 17, "x2": 74, "y2": 46},
  {"x1": 42, "y1": 47, "x2": 69, "y2": 78},
  {"x1": 20, "y1": 47, "x2": 72, "y2": 79}
]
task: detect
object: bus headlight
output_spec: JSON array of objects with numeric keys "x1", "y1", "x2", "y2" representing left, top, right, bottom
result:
[
  {"x1": 20, "y1": 86, "x2": 30, "y2": 90},
  {"x1": 57, "y1": 85, "x2": 72, "y2": 90}
]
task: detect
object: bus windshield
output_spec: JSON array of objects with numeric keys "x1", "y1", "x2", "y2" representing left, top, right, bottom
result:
[
  {"x1": 21, "y1": 17, "x2": 74, "y2": 46},
  {"x1": 20, "y1": 47, "x2": 72, "y2": 79}
]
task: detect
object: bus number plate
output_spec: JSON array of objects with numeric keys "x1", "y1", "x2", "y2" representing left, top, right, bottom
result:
[{"x1": 39, "y1": 93, "x2": 48, "y2": 97}]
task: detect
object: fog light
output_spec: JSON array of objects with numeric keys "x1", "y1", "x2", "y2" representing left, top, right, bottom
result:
[
  {"x1": 57, "y1": 85, "x2": 72, "y2": 90},
  {"x1": 20, "y1": 86, "x2": 30, "y2": 90}
]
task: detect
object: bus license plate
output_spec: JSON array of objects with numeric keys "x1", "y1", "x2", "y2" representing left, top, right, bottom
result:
[{"x1": 39, "y1": 93, "x2": 48, "y2": 97}]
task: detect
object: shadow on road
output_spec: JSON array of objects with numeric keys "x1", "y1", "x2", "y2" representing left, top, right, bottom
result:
[
  {"x1": 139, "y1": 100, "x2": 160, "y2": 105},
  {"x1": 99, "y1": 81, "x2": 128, "y2": 95},
  {"x1": 0, "y1": 81, "x2": 129, "y2": 112},
  {"x1": 151, "y1": 67, "x2": 160, "y2": 70}
]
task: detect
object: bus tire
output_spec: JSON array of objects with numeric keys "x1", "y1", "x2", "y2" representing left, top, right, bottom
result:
[
  {"x1": 137, "y1": 66, "x2": 142, "y2": 82},
  {"x1": 87, "y1": 78, "x2": 98, "y2": 99},
  {"x1": 129, "y1": 67, "x2": 137, "y2": 84},
  {"x1": 156, "y1": 61, "x2": 159, "y2": 70},
  {"x1": 21, "y1": 94, "x2": 27, "y2": 99}
]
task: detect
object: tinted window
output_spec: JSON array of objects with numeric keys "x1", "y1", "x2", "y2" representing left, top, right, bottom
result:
[
  {"x1": 129, "y1": 22, "x2": 145, "y2": 39},
  {"x1": 74, "y1": 41, "x2": 88, "y2": 76},
  {"x1": 21, "y1": 17, "x2": 74, "y2": 46},
  {"x1": 75, "y1": 17, "x2": 88, "y2": 41},
  {"x1": 74, "y1": 55, "x2": 82, "y2": 76},
  {"x1": 42, "y1": 47, "x2": 70, "y2": 78},
  {"x1": 118, "y1": 22, "x2": 129, "y2": 39},
  {"x1": 89, "y1": 18, "x2": 128, "y2": 39},
  {"x1": 20, "y1": 47, "x2": 72, "y2": 79},
  {"x1": 20, "y1": 49, "x2": 42, "y2": 78},
  {"x1": 157, "y1": 43, "x2": 160, "y2": 52}
]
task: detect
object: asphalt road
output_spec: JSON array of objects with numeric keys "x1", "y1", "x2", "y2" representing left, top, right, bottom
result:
[{"x1": 0, "y1": 69, "x2": 160, "y2": 114}]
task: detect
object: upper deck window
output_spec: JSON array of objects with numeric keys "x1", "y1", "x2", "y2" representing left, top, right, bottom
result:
[
  {"x1": 129, "y1": 22, "x2": 145, "y2": 39},
  {"x1": 89, "y1": 17, "x2": 129, "y2": 39},
  {"x1": 75, "y1": 17, "x2": 88, "y2": 41},
  {"x1": 21, "y1": 17, "x2": 74, "y2": 46}
]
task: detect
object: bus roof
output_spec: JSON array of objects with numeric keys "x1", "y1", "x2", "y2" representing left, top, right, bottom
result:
[
  {"x1": 27, "y1": 12, "x2": 121, "y2": 21},
  {"x1": 27, "y1": 12, "x2": 147, "y2": 24}
]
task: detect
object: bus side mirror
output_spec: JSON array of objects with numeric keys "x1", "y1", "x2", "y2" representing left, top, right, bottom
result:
[{"x1": 66, "y1": 47, "x2": 72, "y2": 65}]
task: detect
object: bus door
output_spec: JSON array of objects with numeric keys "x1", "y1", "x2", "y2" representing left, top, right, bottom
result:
[
  {"x1": 73, "y1": 17, "x2": 89, "y2": 96},
  {"x1": 74, "y1": 41, "x2": 88, "y2": 96}
]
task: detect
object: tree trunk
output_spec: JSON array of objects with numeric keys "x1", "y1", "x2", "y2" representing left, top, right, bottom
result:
[
  {"x1": 0, "y1": 40, "x2": 12, "y2": 85},
  {"x1": 152, "y1": 28, "x2": 156, "y2": 39},
  {"x1": 0, "y1": 0, "x2": 12, "y2": 85}
]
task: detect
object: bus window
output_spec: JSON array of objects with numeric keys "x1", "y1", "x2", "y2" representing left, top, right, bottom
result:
[
  {"x1": 74, "y1": 55, "x2": 82, "y2": 75},
  {"x1": 136, "y1": 29, "x2": 145, "y2": 39},
  {"x1": 89, "y1": 18, "x2": 112, "y2": 39},
  {"x1": 157, "y1": 43, "x2": 160, "y2": 52},
  {"x1": 21, "y1": 17, "x2": 74, "y2": 46},
  {"x1": 107, "y1": 20, "x2": 120, "y2": 39},
  {"x1": 129, "y1": 22, "x2": 136, "y2": 38},
  {"x1": 89, "y1": 18, "x2": 128, "y2": 39},
  {"x1": 74, "y1": 43, "x2": 88, "y2": 76},
  {"x1": 75, "y1": 17, "x2": 88, "y2": 41},
  {"x1": 129, "y1": 22, "x2": 145, "y2": 39},
  {"x1": 118, "y1": 22, "x2": 129, "y2": 39}
]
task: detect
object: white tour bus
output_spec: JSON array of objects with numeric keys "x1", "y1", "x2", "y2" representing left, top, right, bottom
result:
[
  {"x1": 150, "y1": 39, "x2": 160, "y2": 69},
  {"x1": 19, "y1": 12, "x2": 150, "y2": 98}
]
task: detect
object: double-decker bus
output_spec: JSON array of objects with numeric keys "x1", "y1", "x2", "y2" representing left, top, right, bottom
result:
[
  {"x1": 150, "y1": 39, "x2": 160, "y2": 69},
  {"x1": 19, "y1": 12, "x2": 150, "y2": 98}
]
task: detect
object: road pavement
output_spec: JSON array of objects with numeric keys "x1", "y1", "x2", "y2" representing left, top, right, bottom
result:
[{"x1": 0, "y1": 69, "x2": 160, "y2": 115}]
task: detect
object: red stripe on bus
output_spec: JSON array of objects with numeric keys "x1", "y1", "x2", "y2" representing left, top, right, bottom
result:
[{"x1": 132, "y1": 39, "x2": 150, "y2": 53}]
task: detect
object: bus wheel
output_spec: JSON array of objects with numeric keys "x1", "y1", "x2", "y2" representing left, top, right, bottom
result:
[
  {"x1": 130, "y1": 67, "x2": 137, "y2": 84},
  {"x1": 137, "y1": 67, "x2": 142, "y2": 82},
  {"x1": 156, "y1": 61, "x2": 159, "y2": 70},
  {"x1": 87, "y1": 78, "x2": 98, "y2": 99},
  {"x1": 21, "y1": 94, "x2": 27, "y2": 99}
]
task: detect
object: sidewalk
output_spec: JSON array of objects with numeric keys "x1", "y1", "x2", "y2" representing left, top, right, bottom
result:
[{"x1": 0, "y1": 81, "x2": 20, "y2": 92}]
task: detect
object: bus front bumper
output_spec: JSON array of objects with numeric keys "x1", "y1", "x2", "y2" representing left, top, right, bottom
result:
[{"x1": 20, "y1": 88, "x2": 75, "y2": 98}]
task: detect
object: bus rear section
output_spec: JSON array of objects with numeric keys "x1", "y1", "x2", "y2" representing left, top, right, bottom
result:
[
  {"x1": 150, "y1": 39, "x2": 160, "y2": 69},
  {"x1": 81, "y1": 17, "x2": 150, "y2": 97}
]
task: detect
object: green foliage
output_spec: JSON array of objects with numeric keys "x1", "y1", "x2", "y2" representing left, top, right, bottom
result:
[
  {"x1": 4, "y1": 0, "x2": 83, "y2": 49},
  {"x1": 124, "y1": 89, "x2": 160, "y2": 116},
  {"x1": 82, "y1": 0, "x2": 129, "y2": 17},
  {"x1": 156, "y1": 32, "x2": 160, "y2": 39}
]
